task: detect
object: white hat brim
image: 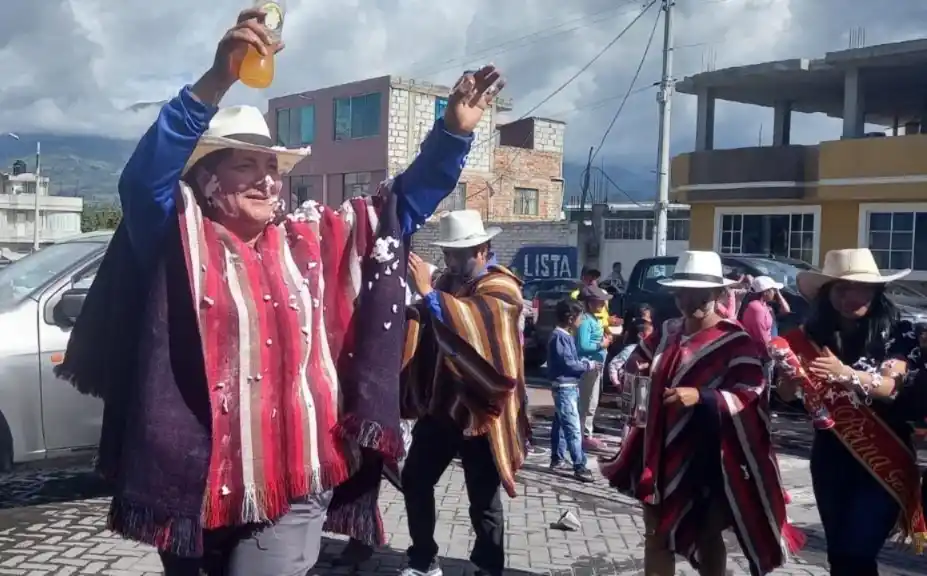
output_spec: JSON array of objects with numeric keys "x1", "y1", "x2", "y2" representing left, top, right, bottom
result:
[
  {"x1": 657, "y1": 277, "x2": 736, "y2": 289},
  {"x1": 796, "y1": 269, "x2": 911, "y2": 301},
  {"x1": 182, "y1": 135, "x2": 310, "y2": 176},
  {"x1": 431, "y1": 227, "x2": 502, "y2": 248}
]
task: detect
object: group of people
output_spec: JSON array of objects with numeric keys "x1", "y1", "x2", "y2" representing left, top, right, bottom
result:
[
  {"x1": 50, "y1": 8, "x2": 927, "y2": 576},
  {"x1": 56, "y1": 9, "x2": 525, "y2": 576}
]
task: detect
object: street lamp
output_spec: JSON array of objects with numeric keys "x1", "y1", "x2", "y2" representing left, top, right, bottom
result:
[{"x1": 5, "y1": 133, "x2": 42, "y2": 251}]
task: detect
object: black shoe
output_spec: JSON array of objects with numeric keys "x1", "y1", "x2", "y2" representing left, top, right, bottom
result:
[
  {"x1": 549, "y1": 460, "x2": 569, "y2": 471},
  {"x1": 574, "y1": 467, "x2": 594, "y2": 483}
]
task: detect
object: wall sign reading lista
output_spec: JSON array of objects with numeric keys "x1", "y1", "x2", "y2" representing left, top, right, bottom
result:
[{"x1": 511, "y1": 246, "x2": 577, "y2": 279}]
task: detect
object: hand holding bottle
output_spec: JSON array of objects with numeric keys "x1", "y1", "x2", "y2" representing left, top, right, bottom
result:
[{"x1": 210, "y1": 8, "x2": 284, "y2": 91}]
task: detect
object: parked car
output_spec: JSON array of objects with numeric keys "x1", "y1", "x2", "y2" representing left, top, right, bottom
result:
[
  {"x1": 522, "y1": 278, "x2": 580, "y2": 368},
  {"x1": 0, "y1": 231, "x2": 113, "y2": 471}
]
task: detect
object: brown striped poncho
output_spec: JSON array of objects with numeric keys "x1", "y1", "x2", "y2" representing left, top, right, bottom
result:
[{"x1": 401, "y1": 265, "x2": 529, "y2": 496}]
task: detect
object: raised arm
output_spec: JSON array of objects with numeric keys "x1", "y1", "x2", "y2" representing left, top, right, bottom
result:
[
  {"x1": 118, "y1": 9, "x2": 278, "y2": 268},
  {"x1": 393, "y1": 119, "x2": 472, "y2": 237},
  {"x1": 393, "y1": 65, "x2": 504, "y2": 237},
  {"x1": 118, "y1": 85, "x2": 216, "y2": 268}
]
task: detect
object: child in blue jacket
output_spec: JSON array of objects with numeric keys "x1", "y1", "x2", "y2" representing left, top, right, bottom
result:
[{"x1": 547, "y1": 299, "x2": 597, "y2": 482}]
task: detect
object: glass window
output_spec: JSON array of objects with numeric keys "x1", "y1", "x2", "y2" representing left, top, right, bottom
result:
[
  {"x1": 290, "y1": 176, "x2": 312, "y2": 205},
  {"x1": 435, "y1": 97, "x2": 448, "y2": 121},
  {"x1": 344, "y1": 172, "x2": 372, "y2": 197},
  {"x1": 334, "y1": 93, "x2": 382, "y2": 140},
  {"x1": 275, "y1": 109, "x2": 290, "y2": 147},
  {"x1": 299, "y1": 106, "x2": 315, "y2": 144},
  {"x1": 334, "y1": 98, "x2": 352, "y2": 140},
  {"x1": 0, "y1": 241, "x2": 105, "y2": 312},
  {"x1": 867, "y1": 210, "x2": 927, "y2": 271},
  {"x1": 513, "y1": 187, "x2": 539, "y2": 216}
]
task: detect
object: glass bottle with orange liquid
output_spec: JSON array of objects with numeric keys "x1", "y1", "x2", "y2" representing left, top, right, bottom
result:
[{"x1": 238, "y1": 0, "x2": 285, "y2": 89}]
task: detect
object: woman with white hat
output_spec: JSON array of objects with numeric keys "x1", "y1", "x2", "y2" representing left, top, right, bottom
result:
[
  {"x1": 776, "y1": 248, "x2": 922, "y2": 575},
  {"x1": 55, "y1": 8, "x2": 504, "y2": 576}
]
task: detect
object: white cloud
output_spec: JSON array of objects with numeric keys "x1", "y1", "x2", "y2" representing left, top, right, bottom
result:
[{"x1": 1, "y1": 0, "x2": 925, "y2": 167}]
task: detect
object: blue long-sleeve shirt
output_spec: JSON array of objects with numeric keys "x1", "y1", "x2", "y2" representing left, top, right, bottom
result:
[
  {"x1": 118, "y1": 85, "x2": 472, "y2": 269},
  {"x1": 576, "y1": 313, "x2": 606, "y2": 363},
  {"x1": 547, "y1": 327, "x2": 591, "y2": 387}
]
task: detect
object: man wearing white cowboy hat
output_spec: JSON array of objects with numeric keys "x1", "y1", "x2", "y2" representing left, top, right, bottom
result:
[
  {"x1": 400, "y1": 209, "x2": 527, "y2": 576},
  {"x1": 54, "y1": 8, "x2": 506, "y2": 576},
  {"x1": 600, "y1": 250, "x2": 801, "y2": 576}
]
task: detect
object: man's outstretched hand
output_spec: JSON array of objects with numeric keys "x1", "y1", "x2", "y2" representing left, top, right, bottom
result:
[{"x1": 443, "y1": 65, "x2": 505, "y2": 136}]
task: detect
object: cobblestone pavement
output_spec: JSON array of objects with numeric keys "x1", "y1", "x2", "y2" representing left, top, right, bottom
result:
[{"x1": 1, "y1": 412, "x2": 926, "y2": 575}]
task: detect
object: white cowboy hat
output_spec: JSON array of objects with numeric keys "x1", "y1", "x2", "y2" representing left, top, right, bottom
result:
[
  {"x1": 750, "y1": 275, "x2": 783, "y2": 293},
  {"x1": 431, "y1": 209, "x2": 502, "y2": 249},
  {"x1": 181, "y1": 105, "x2": 310, "y2": 176},
  {"x1": 658, "y1": 250, "x2": 737, "y2": 289},
  {"x1": 796, "y1": 248, "x2": 910, "y2": 300}
]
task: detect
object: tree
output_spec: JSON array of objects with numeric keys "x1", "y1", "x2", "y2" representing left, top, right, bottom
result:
[{"x1": 81, "y1": 204, "x2": 122, "y2": 232}]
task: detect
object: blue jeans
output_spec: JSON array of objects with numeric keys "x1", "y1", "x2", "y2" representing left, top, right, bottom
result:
[
  {"x1": 550, "y1": 385, "x2": 586, "y2": 470},
  {"x1": 811, "y1": 431, "x2": 900, "y2": 575}
]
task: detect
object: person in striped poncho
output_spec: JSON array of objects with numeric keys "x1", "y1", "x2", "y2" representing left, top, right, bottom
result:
[{"x1": 601, "y1": 251, "x2": 803, "y2": 576}]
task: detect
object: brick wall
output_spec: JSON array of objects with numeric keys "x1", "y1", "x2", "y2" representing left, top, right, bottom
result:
[
  {"x1": 463, "y1": 146, "x2": 563, "y2": 222},
  {"x1": 411, "y1": 219, "x2": 576, "y2": 268}
]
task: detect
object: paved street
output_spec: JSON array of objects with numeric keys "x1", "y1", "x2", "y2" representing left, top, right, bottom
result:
[{"x1": 0, "y1": 405, "x2": 926, "y2": 575}]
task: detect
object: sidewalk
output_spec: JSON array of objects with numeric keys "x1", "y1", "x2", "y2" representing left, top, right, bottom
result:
[{"x1": 0, "y1": 412, "x2": 925, "y2": 575}]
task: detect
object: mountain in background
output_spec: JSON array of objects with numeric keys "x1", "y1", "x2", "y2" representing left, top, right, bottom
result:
[
  {"x1": 0, "y1": 133, "x2": 136, "y2": 204},
  {"x1": 0, "y1": 133, "x2": 657, "y2": 207}
]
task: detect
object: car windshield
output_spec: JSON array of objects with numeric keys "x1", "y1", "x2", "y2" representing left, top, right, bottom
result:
[
  {"x1": 0, "y1": 241, "x2": 104, "y2": 312},
  {"x1": 523, "y1": 279, "x2": 577, "y2": 299},
  {"x1": 738, "y1": 258, "x2": 808, "y2": 290}
]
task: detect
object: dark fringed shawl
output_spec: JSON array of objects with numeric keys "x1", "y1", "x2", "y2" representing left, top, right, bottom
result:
[{"x1": 55, "y1": 185, "x2": 408, "y2": 556}]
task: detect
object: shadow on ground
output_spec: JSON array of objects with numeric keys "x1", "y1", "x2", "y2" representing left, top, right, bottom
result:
[{"x1": 314, "y1": 536, "x2": 648, "y2": 576}]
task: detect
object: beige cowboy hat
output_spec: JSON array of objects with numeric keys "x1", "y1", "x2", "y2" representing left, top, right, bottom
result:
[
  {"x1": 181, "y1": 105, "x2": 310, "y2": 176},
  {"x1": 431, "y1": 209, "x2": 502, "y2": 249},
  {"x1": 796, "y1": 248, "x2": 910, "y2": 300}
]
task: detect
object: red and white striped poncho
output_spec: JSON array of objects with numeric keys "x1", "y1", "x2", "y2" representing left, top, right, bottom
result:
[{"x1": 176, "y1": 181, "x2": 384, "y2": 527}]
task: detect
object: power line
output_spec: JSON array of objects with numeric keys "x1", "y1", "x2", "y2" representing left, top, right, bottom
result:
[
  {"x1": 402, "y1": 1, "x2": 654, "y2": 80},
  {"x1": 472, "y1": 0, "x2": 658, "y2": 197},
  {"x1": 589, "y1": 4, "x2": 662, "y2": 166}
]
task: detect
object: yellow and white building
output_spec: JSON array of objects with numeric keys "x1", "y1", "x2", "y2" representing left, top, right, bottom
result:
[{"x1": 671, "y1": 39, "x2": 927, "y2": 281}]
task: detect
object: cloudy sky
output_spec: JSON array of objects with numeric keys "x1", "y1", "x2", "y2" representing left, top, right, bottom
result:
[{"x1": 2, "y1": 0, "x2": 926, "y2": 173}]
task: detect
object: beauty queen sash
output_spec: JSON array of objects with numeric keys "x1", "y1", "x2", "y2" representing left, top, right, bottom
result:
[{"x1": 778, "y1": 329, "x2": 926, "y2": 552}]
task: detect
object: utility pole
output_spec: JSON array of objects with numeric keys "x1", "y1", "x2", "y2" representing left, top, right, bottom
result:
[
  {"x1": 32, "y1": 141, "x2": 42, "y2": 252},
  {"x1": 653, "y1": 0, "x2": 675, "y2": 256}
]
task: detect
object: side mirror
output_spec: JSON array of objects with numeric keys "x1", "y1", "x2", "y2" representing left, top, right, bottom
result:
[{"x1": 54, "y1": 288, "x2": 89, "y2": 327}]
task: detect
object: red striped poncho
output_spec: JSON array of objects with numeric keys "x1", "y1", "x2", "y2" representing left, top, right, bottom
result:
[
  {"x1": 176, "y1": 181, "x2": 382, "y2": 527},
  {"x1": 600, "y1": 318, "x2": 803, "y2": 575}
]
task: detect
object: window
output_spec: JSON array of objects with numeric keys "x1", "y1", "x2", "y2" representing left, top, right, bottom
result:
[
  {"x1": 605, "y1": 217, "x2": 690, "y2": 241},
  {"x1": 435, "y1": 97, "x2": 448, "y2": 121},
  {"x1": 299, "y1": 106, "x2": 315, "y2": 144},
  {"x1": 719, "y1": 212, "x2": 815, "y2": 263},
  {"x1": 344, "y1": 172, "x2": 371, "y2": 197},
  {"x1": 641, "y1": 262, "x2": 675, "y2": 292},
  {"x1": 437, "y1": 183, "x2": 465, "y2": 212},
  {"x1": 513, "y1": 187, "x2": 539, "y2": 216},
  {"x1": 275, "y1": 105, "x2": 314, "y2": 147},
  {"x1": 290, "y1": 176, "x2": 313, "y2": 205},
  {"x1": 604, "y1": 219, "x2": 646, "y2": 240},
  {"x1": 333, "y1": 93, "x2": 382, "y2": 140},
  {"x1": 867, "y1": 211, "x2": 927, "y2": 271}
]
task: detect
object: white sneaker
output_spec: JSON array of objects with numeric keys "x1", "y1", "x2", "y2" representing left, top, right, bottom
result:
[{"x1": 399, "y1": 567, "x2": 442, "y2": 576}]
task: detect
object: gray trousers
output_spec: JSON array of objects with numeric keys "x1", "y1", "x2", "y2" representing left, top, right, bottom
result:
[
  {"x1": 160, "y1": 491, "x2": 332, "y2": 576},
  {"x1": 578, "y1": 368, "x2": 602, "y2": 437}
]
